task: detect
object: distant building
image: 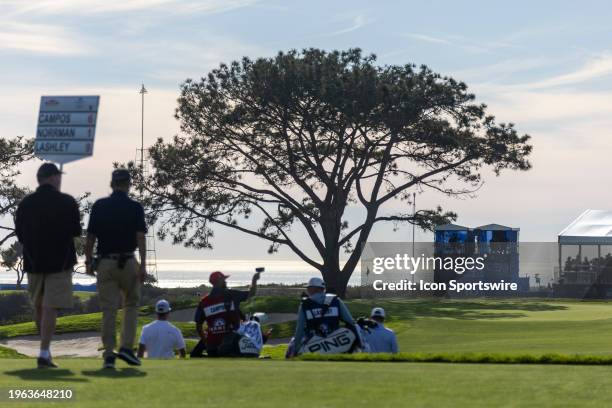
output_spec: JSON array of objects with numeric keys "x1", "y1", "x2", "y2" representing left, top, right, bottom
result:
[{"x1": 434, "y1": 223, "x2": 529, "y2": 294}]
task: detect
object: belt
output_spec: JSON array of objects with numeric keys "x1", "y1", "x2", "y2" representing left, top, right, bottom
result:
[{"x1": 100, "y1": 253, "x2": 135, "y2": 260}]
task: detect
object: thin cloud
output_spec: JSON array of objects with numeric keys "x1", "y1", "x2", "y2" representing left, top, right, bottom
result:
[
  {"x1": 2, "y1": 0, "x2": 257, "y2": 15},
  {"x1": 0, "y1": 22, "x2": 89, "y2": 55},
  {"x1": 524, "y1": 54, "x2": 612, "y2": 89},
  {"x1": 405, "y1": 33, "x2": 452, "y2": 45},
  {"x1": 173, "y1": 0, "x2": 259, "y2": 14},
  {"x1": 404, "y1": 32, "x2": 518, "y2": 54},
  {"x1": 469, "y1": 53, "x2": 612, "y2": 99},
  {"x1": 326, "y1": 14, "x2": 370, "y2": 37},
  {"x1": 0, "y1": 0, "x2": 259, "y2": 56},
  {"x1": 452, "y1": 57, "x2": 554, "y2": 83}
]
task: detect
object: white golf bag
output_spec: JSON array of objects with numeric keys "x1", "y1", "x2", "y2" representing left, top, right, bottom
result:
[
  {"x1": 298, "y1": 327, "x2": 358, "y2": 355},
  {"x1": 237, "y1": 320, "x2": 264, "y2": 356}
]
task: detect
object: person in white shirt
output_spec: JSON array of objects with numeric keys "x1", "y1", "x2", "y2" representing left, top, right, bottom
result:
[
  {"x1": 137, "y1": 299, "x2": 186, "y2": 359},
  {"x1": 363, "y1": 307, "x2": 398, "y2": 354}
]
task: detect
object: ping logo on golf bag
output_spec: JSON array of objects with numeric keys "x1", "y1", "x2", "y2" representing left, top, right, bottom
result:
[{"x1": 302, "y1": 328, "x2": 356, "y2": 354}]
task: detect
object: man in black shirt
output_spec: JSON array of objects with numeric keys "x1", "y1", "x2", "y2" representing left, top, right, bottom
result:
[
  {"x1": 85, "y1": 169, "x2": 147, "y2": 369},
  {"x1": 15, "y1": 163, "x2": 82, "y2": 369}
]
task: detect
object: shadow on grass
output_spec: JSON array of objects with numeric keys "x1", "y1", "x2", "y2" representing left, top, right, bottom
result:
[
  {"x1": 244, "y1": 296, "x2": 571, "y2": 321},
  {"x1": 82, "y1": 368, "x2": 147, "y2": 378},
  {"x1": 347, "y1": 299, "x2": 569, "y2": 321},
  {"x1": 4, "y1": 368, "x2": 89, "y2": 382},
  {"x1": 258, "y1": 299, "x2": 574, "y2": 337}
]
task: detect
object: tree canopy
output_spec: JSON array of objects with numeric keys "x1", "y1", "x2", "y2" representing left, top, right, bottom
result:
[
  {"x1": 139, "y1": 48, "x2": 532, "y2": 296},
  {"x1": 0, "y1": 136, "x2": 33, "y2": 248},
  {"x1": 0, "y1": 136, "x2": 33, "y2": 287}
]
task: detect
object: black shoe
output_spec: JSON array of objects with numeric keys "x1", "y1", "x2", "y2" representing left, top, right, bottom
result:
[
  {"x1": 116, "y1": 348, "x2": 141, "y2": 366},
  {"x1": 103, "y1": 356, "x2": 116, "y2": 369},
  {"x1": 37, "y1": 357, "x2": 58, "y2": 369}
]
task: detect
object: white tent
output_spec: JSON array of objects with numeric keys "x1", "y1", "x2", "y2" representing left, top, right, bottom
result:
[{"x1": 558, "y1": 210, "x2": 612, "y2": 245}]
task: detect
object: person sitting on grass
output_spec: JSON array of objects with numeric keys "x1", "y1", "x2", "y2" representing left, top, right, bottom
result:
[
  {"x1": 362, "y1": 307, "x2": 398, "y2": 354},
  {"x1": 137, "y1": 299, "x2": 186, "y2": 359},
  {"x1": 193, "y1": 269, "x2": 261, "y2": 357},
  {"x1": 287, "y1": 277, "x2": 362, "y2": 357}
]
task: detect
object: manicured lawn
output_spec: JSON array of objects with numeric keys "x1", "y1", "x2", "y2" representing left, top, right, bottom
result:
[
  {"x1": 2, "y1": 358, "x2": 612, "y2": 407},
  {"x1": 381, "y1": 299, "x2": 612, "y2": 355},
  {"x1": 0, "y1": 290, "x2": 26, "y2": 296},
  {"x1": 0, "y1": 345, "x2": 25, "y2": 358},
  {"x1": 254, "y1": 297, "x2": 612, "y2": 356},
  {"x1": 3, "y1": 298, "x2": 612, "y2": 407},
  {"x1": 0, "y1": 290, "x2": 94, "y2": 300},
  {"x1": 73, "y1": 291, "x2": 96, "y2": 300},
  {"x1": 3, "y1": 297, "x2": 612, "y2": 358}
]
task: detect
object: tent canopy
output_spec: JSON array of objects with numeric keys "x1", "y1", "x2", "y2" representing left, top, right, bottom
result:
[
  {"x1": 434, "y1": 223, "x2": 469, "y2": 231},
  {"x1": 558, "y1": 210, "x2": 612, "y2": 245},
  {"x1": 474, "y1": 223, "x2": 519, "y2": 231}
]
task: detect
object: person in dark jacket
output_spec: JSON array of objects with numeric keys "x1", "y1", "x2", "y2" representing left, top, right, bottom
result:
[{"x1": 15, "y1": 163, "x2": 81, "y2": 369}]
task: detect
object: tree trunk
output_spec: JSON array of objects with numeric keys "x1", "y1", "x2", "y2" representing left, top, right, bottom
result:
[
  {"x1": 16, "y1": 270, "x2": 24, "y2": 289},
  {"x1": 320, "y1": 249, "x2": 352, "y2": 298}
]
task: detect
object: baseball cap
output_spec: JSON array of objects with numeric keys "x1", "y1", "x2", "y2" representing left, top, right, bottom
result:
[
  {"x1": 307, "y1": 277, "x2": 326, "y2": 288},
  {"x1": 371, "y1": 307, "x2": 386, "y2": 318},
  {"x1": 209, "y1": 271, "x2": 229, "y2": 285},
  {"x1": 155, "y1": 299, "x2": 171, "y2": 314},
  {"x1": 251, "y1": 312, "x2": 268, "y2": 323},
  {"x1": 111, "y1": 168, "x2": 131, "y2": 183},
  {"x1": 37, "y1": 163, "x2": 63, "y2": 179}
]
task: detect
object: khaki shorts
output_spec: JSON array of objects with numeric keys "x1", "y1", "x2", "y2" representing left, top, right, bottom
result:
[{"x1": 27, "y1": 271, "x2": 73, "y2": 309}]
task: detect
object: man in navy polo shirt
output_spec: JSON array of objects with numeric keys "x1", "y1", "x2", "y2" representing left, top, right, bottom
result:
[{"x1": 85, "y1": 169, "x2": 147, "y2": 369}]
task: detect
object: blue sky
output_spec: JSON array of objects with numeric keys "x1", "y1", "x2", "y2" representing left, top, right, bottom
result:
[{"x1": 2, "y1": 0, "x2": 612, "y2": 260}]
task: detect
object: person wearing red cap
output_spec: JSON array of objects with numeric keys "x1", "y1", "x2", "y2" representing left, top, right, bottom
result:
[{"x1": 192, "y1": 269, "x2": 261, "y2": 357}]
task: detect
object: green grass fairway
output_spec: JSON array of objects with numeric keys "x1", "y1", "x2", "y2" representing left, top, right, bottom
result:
[
  {"x1": 2, "y1": 358, "x2": 612, "y2": 408},
  {"x1": 383, "y1": 299, "x2": 612, "y2": 355},
  {"x1": 73, "y1": 291, "x2": 96, "y2": 300},
  {"x1": 3, "y1": 298, "x2": 612, "y2": 357},
  {"x1": 3, "y1": 298, "x2": 612, "y2": 406},
  {"x1": 0, "y1": 290, "x2": 94, "y2": 300},
  {"x1": 257, "y1": 297, "x2": 612, "y2": 356}
]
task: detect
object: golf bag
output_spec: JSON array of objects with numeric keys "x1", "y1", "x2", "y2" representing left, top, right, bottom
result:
[
  {"x1": 216, "y1": 320, "x2": 264, "y2": 357},
  {"x1": 298, "y1": 327, "x2": 358, "y2": 355}
]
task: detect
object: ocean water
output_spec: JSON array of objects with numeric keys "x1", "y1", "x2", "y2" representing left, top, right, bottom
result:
[{"x1": 0, "y1": 259, "x2": 362, "y2": 288}]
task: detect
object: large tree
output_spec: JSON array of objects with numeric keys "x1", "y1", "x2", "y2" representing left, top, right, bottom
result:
[
  {"x1": 0, "y1": 136, "x2": 33, "y2": 287},
  {"x1": 139, "y1": 48, "x2": 532, "y2": 296},
  {"x1": 0, "y1": 136, "x2": 33, "y2": 248}
]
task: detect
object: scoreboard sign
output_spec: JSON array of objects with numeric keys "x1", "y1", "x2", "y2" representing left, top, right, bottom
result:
[{"x1": 35, "y1": 95, "x2": 100, "y2": 164}]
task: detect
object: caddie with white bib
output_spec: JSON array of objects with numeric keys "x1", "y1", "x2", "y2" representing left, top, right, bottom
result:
[{"x1": 288, "y1": 277, "x2": 363, "y2": 357}]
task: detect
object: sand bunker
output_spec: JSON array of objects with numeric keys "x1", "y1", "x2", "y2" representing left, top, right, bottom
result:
[
  {"x1": 0, "y1": 331, "x2": 102, "y2": 357},
  {"x1": 0, "y1": 313, "x2": 296, "y2": 357}
]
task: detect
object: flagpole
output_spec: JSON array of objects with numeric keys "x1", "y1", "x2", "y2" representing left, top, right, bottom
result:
[
  {"x1": 139, "y1": 84, "x2": 147, "y2": 170},
  {"x1": 412, "y1": 192, "x2": 416, "y2": 283}
]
